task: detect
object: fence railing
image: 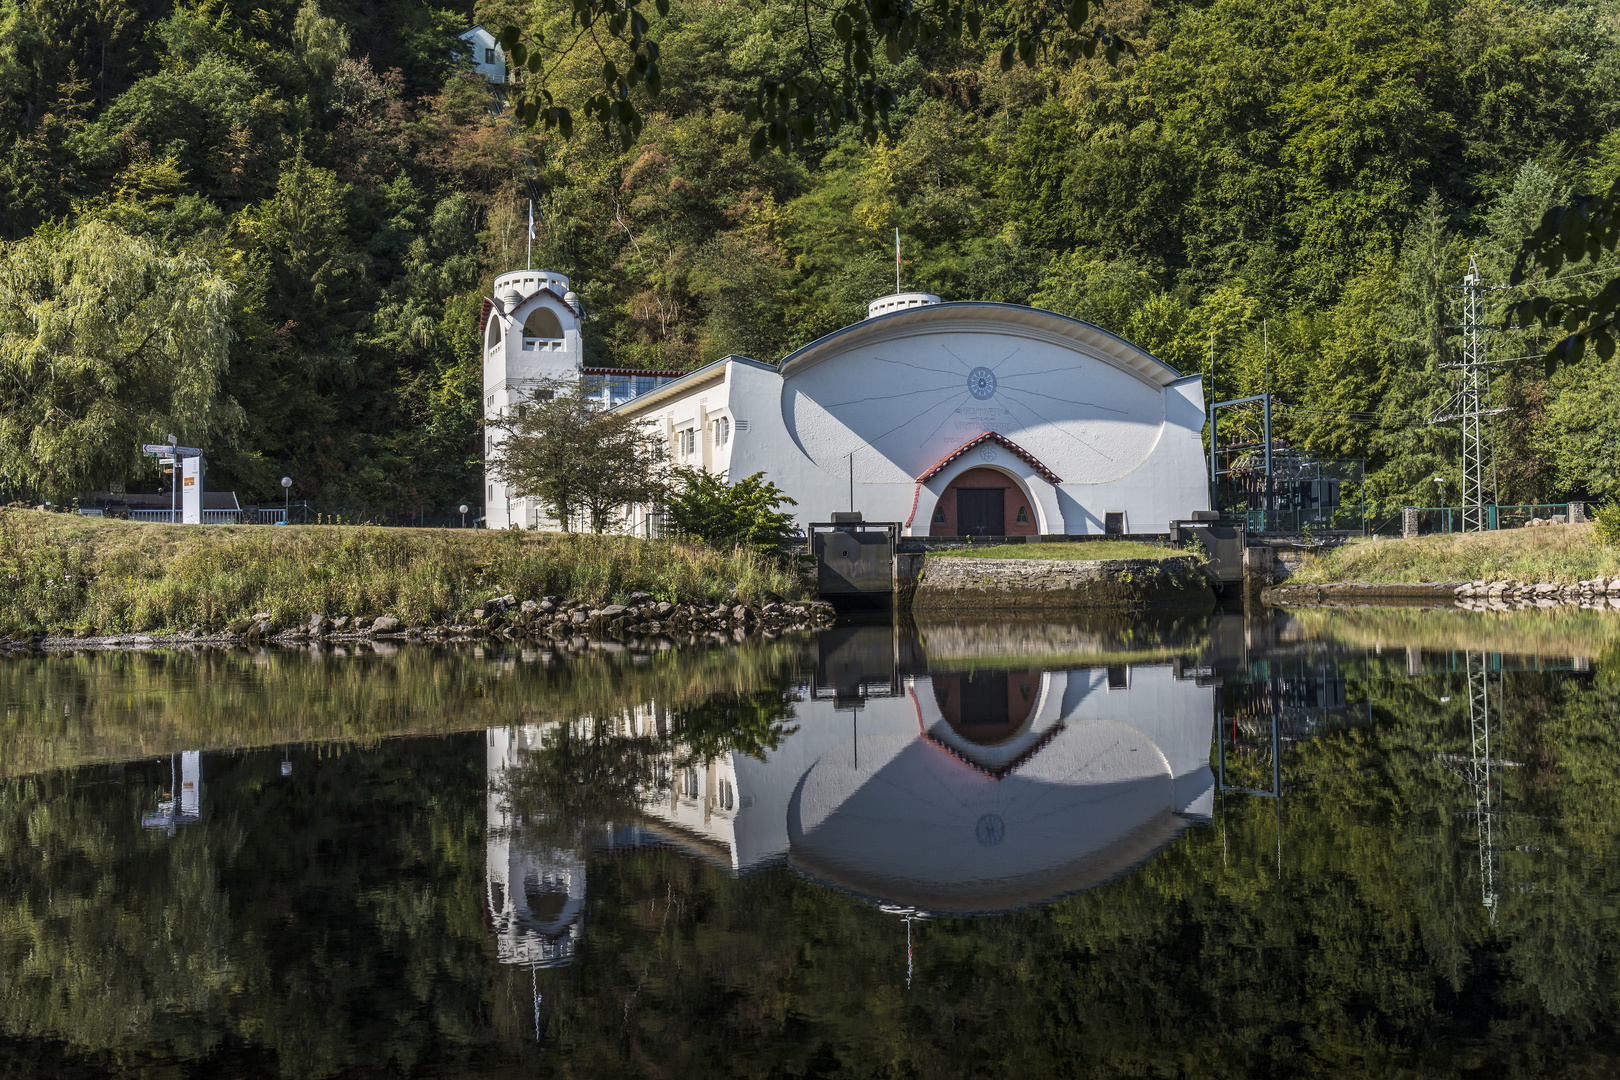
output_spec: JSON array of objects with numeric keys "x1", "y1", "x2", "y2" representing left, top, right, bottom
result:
[
  {"x1": 1365, "y1": 504, "x2": 1578, "y2": 537},
  {"x1": 100, "y1": 503, "x2": 486, "y2": 527},
  {"x1": 1233, "y1": 506, "x2": 1368, "y2": 534},
  {"x1": 125, "y1": 508, "x2": 288, "y2": 524}
]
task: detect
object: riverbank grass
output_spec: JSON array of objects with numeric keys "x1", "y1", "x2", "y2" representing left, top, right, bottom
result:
[
  {"x1": 1287, "y1": 524, "x2": 1620, "y2": 585},
  {"x1": 930, "y1": 541, "x2": 1180, "y2": 561},
  {"x1": 0, "y1": 513, "x2": 809, "y2": 634}
]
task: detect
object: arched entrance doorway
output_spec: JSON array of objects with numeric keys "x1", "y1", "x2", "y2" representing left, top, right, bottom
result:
[
  {"x1": 931, "y1": 670, "x2": 1041, "y2": 746},
  {"x1": 929, "y1": 467, "x2": 1039, "y2": 538}
]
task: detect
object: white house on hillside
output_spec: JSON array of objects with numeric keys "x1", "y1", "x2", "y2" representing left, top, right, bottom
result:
[
  {"x1": 459, "y1": 26, "x2": 507, "y2": 84},
  {"x1": 479, "y1": 272, "x2": 1211, "y2": 536}
]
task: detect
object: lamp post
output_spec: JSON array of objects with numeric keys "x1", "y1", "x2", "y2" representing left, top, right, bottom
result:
[
  {"x1": 281, "y1": 476, "x2": 292, "y2": 524},
  {"x1": 459, "y1": 504, "x2": 469, "y2": 528},
  {"x1": 167, "y1": 434, "x2": 177, "y2": 523}
]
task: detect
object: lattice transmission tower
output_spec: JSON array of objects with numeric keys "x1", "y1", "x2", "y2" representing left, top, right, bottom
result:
[
  {"x1": 1434, "y1": 255, "x2": 1506, "y2": 531},
  {"x1": 1466, "y1": 652, "x2": 1500, "y2": 920}
]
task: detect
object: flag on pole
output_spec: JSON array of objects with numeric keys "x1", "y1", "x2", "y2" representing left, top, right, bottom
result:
[
  {"x1": 895, "y1": 227, "x2": 901, "y2": 293},
  {"x1": 528, "y1": 200, "x2": 536, "y2": 241}
]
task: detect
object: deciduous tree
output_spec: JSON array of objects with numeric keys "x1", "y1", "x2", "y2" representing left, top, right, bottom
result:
[{"x1": 0, "y1": 219, "x2": 237, "y2": 499}]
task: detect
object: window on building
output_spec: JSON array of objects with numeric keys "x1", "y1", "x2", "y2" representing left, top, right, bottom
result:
[
  {"x1": 1107, "y1": 665, "x2": 1130, "y2": 690},
  {"x1": 717, "y1": 778, "x2": 735, "y2": 811},
  {"x1": 680, "y1": 428, "x2": 696, "y2": 457},
  {"x1": 681, "y1": 768, "x2": 700, "y2": 799},
  {"x1": 523, "y1": 308, "x2": 563, "y2": 339},
  {"x1": 608, "y1": 375, "x2": 630, "y2": 400},
  {"x1": 1105, "y1": 512, "x2": 1125, "y2": 535},
  {"x1": 485, "y1": 47, "x2": 495, "y2": 63},
  {"x1": 635, "y1": 376, "x2": 657, "y2": 396},
  {"x1": 1015, "y1": 505, "x2": 1029, "y2": 524},
  {"x1": 932, "y1": 505, "x2": 946, "y2": 525},
  {"x1": 488, "y1": 485, "x2": 495, "y2": 501},
  {"x1": 713, "y1": 416, "x2": 730, "y2": 446}
]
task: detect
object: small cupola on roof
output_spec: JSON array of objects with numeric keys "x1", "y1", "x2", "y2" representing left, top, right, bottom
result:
[{"x1": 867, "y1": 292, "x2": 940, "y2": 319}]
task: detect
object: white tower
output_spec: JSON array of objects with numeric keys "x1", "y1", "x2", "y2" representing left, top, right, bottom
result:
[
  {"x1": 485, "y1": 725, "x2": 588, "y2": 968},
  {"x1": 481, "y1": 270, "x2": 585, "y2": 528}
]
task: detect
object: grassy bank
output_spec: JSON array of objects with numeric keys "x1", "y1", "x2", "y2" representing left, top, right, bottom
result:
[
  {"x1": 1285, "y1": 525, "x2": 1620, "y2": 586},
  {"x1": 0, "y1": 513, "x2": 809, "y2": 635},
  {"x1": 930, "y1": 541, "x2": 1180, "y2": 561}
]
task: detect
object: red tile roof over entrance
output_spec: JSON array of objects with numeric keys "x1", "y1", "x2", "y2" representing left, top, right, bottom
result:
[{"x1": 916, "y1": 431, "x2": 1063, "y2": 485}]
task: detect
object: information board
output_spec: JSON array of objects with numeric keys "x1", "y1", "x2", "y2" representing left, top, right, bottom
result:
[{"x1": 181, "y1": 456, "x2": 203, "y2": 524}]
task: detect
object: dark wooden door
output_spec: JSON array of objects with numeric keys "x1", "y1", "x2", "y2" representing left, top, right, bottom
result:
[{"x1": 956, "y1": 488, "x2": 1005, "y2": 536}]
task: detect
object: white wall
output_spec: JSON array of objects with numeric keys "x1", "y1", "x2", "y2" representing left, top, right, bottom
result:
[
  {"x1": 660, "y1": 305, "x2": 1211, "y2": 535},
  {"x1": 460, "y1": 27, "x2": 506, "y2": 84}
]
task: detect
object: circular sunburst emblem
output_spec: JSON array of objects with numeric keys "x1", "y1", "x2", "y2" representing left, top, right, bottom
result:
[{"x1": 967, "y1": 366, "x2": 997, "y2": 400}]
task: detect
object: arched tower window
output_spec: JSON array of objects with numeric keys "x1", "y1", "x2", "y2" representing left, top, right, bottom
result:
[
  {"x1": 523, "y1": 307, "x2": 564, "y2": 339},
  {"x1": 485, "y1": 316, "x2": 502, "y2": 350}
]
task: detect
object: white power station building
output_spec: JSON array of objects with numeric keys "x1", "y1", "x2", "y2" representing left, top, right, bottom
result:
[{"x1": 480, "y1": 274, "x2": 1211, "y2": 536}]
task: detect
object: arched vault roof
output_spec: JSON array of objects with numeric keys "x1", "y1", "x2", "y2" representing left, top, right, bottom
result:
[{"x1": 776, "y1": 301, "x2": 1184, "y2": 388}]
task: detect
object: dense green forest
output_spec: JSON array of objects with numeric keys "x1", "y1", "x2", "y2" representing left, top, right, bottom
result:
[{"x1": 1, "y1": 0, "x2": 1617, "y2": 512}]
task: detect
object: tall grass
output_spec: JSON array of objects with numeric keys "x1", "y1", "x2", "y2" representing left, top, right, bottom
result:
[
  {"x1": 1285, "y1": 524, "x2": 1620, "y2": 586},
  {"x1": 0, "y1": 514, "x2": 810, "y2": 633}
]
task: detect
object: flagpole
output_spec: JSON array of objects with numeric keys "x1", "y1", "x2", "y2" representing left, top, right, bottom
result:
[
  {"x1": 527, "y1": 200, "x2": 533, "y2": 270},
  {"x1": 895, "y1": 228, "x2": 900, "y2": 293}
]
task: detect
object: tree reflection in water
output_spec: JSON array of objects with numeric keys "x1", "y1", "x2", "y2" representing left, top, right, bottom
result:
[{"x1": 2, "y1": 607, "x2": 1620, "y2": 1076}]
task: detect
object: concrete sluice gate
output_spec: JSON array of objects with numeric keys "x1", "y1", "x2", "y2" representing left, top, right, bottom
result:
[{"x1": 484, "y1": 629, "x2": 1214, "y2": 926}]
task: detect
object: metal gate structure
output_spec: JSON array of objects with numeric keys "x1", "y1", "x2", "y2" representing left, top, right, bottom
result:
[{"x1": 810, "y1": 515, "x2": 899, "y2": 602}]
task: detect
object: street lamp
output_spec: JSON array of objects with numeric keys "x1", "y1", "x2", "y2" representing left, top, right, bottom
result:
[
  {"x1": 167, "y1": 434, "x2": 177, "y2": 523},
  {"x1": 459, "y1": 504, "x2": 469, "y2": 528},
  {"x1": 281, "y1": 476, "x2": 292, "y2": 524}
]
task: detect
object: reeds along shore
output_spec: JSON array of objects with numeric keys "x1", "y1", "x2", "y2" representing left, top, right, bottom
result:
[{"x1": 0, "y1": 512, "x2": 811, "y2": 636}]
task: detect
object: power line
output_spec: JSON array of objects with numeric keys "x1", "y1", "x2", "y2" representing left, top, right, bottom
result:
[{"x1": 1493, "y1": 262, "x2": 1620, "y2": 291}]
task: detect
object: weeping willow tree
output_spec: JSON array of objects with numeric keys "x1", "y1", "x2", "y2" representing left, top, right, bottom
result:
[{"x1": 0, "y1": 219, "x2": 238, "y2": 500}]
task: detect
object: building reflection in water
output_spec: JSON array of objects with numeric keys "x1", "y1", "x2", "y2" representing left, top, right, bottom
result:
[
  {"x1": 484, "y1": 623, "x2": 1218, "y2": 937},
  {"x1": 141, "y1": 750, "x2": 202, "y2": 834},
  {"x1": 485, "y1": 727, "x2": 587, "y2": 967}
]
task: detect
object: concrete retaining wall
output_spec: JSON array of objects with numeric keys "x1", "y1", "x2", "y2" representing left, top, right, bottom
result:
[{"x1": 908, "y1": 554, "x2": 1214, "y2": 613}]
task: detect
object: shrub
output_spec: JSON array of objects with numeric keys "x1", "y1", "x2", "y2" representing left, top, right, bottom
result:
[
  {"x1": 664, "y1": 468, "x2": 799, "y2": 558},
  {"x1": 1595, "y1": 501, "x2": 1620, "y2": 548}
]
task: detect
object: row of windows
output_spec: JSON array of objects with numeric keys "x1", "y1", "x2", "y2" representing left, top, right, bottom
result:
[
  {"x1": 584, "y1": 374, "x2": 668, "y2": 399},
  {"x1": 677, "y1": 768, "x2": 736, "y2": 811},
  {"x1": 676, "y1": 417, "x2": 731, "y2": 458}
]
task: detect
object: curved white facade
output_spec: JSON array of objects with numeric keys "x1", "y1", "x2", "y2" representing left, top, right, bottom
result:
[{"x1": 615, "y1": 302, "x2": 1210, "y2": 535}]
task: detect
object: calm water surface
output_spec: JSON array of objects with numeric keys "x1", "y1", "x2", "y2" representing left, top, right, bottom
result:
[{"x1": 4, "y1": 607, "x2": 1620, "y2": 1077}]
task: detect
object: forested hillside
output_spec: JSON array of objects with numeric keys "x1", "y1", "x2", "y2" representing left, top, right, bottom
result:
[{"x1": 1, "y1": 0, "x2": 1616, "y2": 512}]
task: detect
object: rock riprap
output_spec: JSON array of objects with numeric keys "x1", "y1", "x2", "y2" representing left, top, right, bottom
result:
[{"x1": 10, "y1": 593, "x2": 838, "y2": 652}]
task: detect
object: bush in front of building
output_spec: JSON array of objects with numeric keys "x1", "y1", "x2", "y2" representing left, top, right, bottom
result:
[
  {"x1": 1596, "y1": 502, "x2": 1620, "y2": 549},
  {"x1": 663, "y1": 467, "x2": 799, "y2": 559}
]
